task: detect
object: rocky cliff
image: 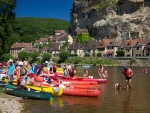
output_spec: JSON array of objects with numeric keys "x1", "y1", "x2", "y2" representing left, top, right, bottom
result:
[{"x1": 69, "y1": 0, "x2": 150, "y2": 40}]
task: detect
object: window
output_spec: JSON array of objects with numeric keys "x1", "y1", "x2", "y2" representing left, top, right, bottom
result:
[
  {"x1": 137, "y1": 47, "x2": 139, "y2": 50},
  {"x1": 127, "y1": 49, "x2": 129, "y2": 52},
  {"x1": 112, "y1": 47, "x2": 114, "y2": 49}
]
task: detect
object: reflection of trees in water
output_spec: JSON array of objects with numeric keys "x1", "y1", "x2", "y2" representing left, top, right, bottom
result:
[{"x1": 123, "y1": 91, "x2": 132, "y2": 112}]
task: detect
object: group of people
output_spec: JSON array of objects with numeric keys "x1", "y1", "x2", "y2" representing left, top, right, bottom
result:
[
  {"x1": 6, "y1": 58, "x2": 59, "y2": 89},
  {"x1": 83, "y1": 64, "x2": 108, "y2": 79},
  {"x1": 6, "y1": 58, "x2": 133, "y2": 90}
]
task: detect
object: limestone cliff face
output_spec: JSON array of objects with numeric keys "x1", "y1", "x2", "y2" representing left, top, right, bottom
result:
[{"x1": 70, "y1": 0, "x2": 150, "y2": 40}]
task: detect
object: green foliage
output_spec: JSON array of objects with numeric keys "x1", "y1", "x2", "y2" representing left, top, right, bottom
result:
[
  {"x1": 13, "y1": 18, "x2": 70, "y2": 42},
  {"x1": 99, "y1": 1, "x2": 118, "y2": 9},
  {"x1": 69, "y1": 54, "x2": 78, "y2": 57},
  {"x1": 0, "y1": 53, "x2": 14, "y2": 62},
  {"x1": 116, "y1": 50, "x2": 125, "y2": 56},
  {"x1": 30, "y1": 51, "x2": 40, "y2": 63},
  {"x1": 18, "y1": 51, "x2": 30, "y2": 60},
  {"x1": 0, "y1": 0, "x2": 16, "y2": 55},
  {"x1": 62, "y1": 37, "x2": 69, "y2": 49},
  {"x1": 97, "y1": 53, "x2": 102, "y2": 57},
  {"x1": 129, "y1": 58, "x2": 136, "y2": 66},
  {"x1": 85, "y1": 53, "x2": 90, "y2": 57},
  {"x1": 64, "y1": 57, "x2": 117, "y2": 66},
  {"x1": 42, "y1": 53, "x2": 51, "y2": 63},
  {"x1": 77, "y1": 34, "x2": 91, "y2": 45},
  {"x1": 59, "y1": 50, "x2": 70, "y2": 63}
]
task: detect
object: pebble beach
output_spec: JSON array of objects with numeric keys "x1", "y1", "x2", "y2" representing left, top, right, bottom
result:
[{"x1": 0, "y1": 93, "x2": 24, "y2": 113}]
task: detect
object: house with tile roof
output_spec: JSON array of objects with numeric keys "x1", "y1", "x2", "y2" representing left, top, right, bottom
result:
[
  {"x1": 132, "y1": 38, "x2": 148, "y2": 57},
  {"x1": 67, "y1": 43, "x2": 84, "y2": 57},
  {"x1": 10, "y1": 42, "x2": 33, "y2": 58},
  {"x1": 55, "y1": 30, "x2": 66, "y2": 36},
  {"x1": 83, "y1": 40, "x2": 97, "y2": 57},
  {"x1": 97, "y1": 39, "x2": 110, "y2": 57},
  {"x1": 34, "y1": 38, "x2": 49, "y2": 47},
  {"x1": 143, "y1": 39, "x2": 150, "y2": 56},
  {"x1": 105, "y1": 38, "x2": 122, "y2": 57},
  {"x1": 119, "y1": 39, "x2": 138, "y2": 57},
  {"x1": 50, "y1": 42, "x2": 62, "y2": 58},
  {"x1": 40, "y1": 46, "x2": 50, "y2": 55}
]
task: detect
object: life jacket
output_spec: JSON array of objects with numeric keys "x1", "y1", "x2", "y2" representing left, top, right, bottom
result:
[
  {"x1": 43, "y1": 67, "x2": 47, "y2": 74},
  {"x1": 124, "y1": 69, "x2": 131, "y2": 77},
  {"x1": 69, "y1": 69, "x2": 74, "y2": 77},
  {"x1": 14, "y1": 69, "x2": 17, "y2": 75}
]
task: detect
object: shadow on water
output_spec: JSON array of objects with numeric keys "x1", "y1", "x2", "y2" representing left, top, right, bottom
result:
[{"x1": 22, "y1": 66, "x2": 150, "y2": 113}]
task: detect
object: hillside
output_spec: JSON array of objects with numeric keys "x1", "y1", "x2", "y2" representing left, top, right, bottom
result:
[
  {"x1": 12, "y1": 17, "x2": 70, "y2": 43},
  {"x1": 69, "y1": 0, "x2": 150, "y2": 40}
]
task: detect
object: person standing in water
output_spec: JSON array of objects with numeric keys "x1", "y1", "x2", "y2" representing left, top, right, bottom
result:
[
  {"x1": 98, "y1": 64, "x2": 107, "y2": 78},
  {"x1": 122, "y1": 66, "x2": 133, "y2": 90}
]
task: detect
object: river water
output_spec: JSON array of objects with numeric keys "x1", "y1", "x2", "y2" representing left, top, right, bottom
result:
[{"x1": 21, "y1": 66, "x2": 150, "y2": 113}]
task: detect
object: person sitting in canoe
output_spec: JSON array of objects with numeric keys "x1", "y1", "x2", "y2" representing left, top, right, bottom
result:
[{"x1": 83, "y1": 69, "x2": 88, "y2": 77}]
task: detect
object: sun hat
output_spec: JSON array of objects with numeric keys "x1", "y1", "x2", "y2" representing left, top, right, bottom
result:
[
  {"x1": 9, "y1": 59, "x2": 13, "y2": 62},
  {"x1": 18, "y1": 61, "x2": 23, "y2": 66},
  {"x1": 45, "y1": 61, "x2": 48, "y2": 63}
]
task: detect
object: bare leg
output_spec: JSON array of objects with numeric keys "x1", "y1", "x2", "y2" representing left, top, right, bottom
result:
[
  {"x1": 126, "y1": 80, "x2": 129, "y2": 90},
  {"x1": 128, "y1": 79, "x2": 132, "y2": 90}
]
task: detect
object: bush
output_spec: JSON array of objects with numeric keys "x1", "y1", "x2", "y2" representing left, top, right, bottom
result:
[{"x1": 97, "y1": 53, "x2": 102, "y2": 57}]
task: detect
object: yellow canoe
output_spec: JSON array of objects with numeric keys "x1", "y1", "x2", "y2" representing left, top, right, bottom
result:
[
  {"x1": 26, "y1": 85, "x2": 63, "y2": 97},
  {"x1": 2, "y1": 78, "x2": 63, "y2": 97}
]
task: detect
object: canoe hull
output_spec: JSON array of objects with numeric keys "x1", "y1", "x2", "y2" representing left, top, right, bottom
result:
[
  {"x1": 63, "y1": 89, "x2": 100, "y2": 97},
  {"x1": 3, "y1": 85, "x2": 52, "y2": 100},
  {"x1": 26, "y1": 85, "x2": 63, "y2": 97}
]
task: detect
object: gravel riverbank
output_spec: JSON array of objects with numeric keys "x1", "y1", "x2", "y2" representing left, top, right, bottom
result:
[{"x1": 0, "y1": 93, "x2": 24, "y2": 113}]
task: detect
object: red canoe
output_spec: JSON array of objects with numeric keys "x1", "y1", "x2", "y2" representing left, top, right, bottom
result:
[
  {"x1": 59, "y1": 76, "x2": 107, "y2": 83},
  {"x1": 30, "y1": 81, "x2": 100, "y2": 90},
  {"x1": 34, "y1": 76, "x2": 98, "y2": 85},
  {"x1": 65, "y1": 84, "x2": 101, "y2": 90},
  {"x1": 63, "y1": 89, "x2": 100, "y2": 97}
]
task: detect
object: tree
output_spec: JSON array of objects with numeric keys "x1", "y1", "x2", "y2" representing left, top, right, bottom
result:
[
  {"x1": 30, "y1": 51, "x2": 40, "y2": 63},
  {"x1": 0, "y1": 0, "x2": 16, "y2": 55},
  {"x1": 77, "y1": 34, "x2": 92, "y2": 45},
  {"x1": 18, "y1": 51, "x2": 30, "y2": 60},
  {"x1": 59, "y1": 50, "x2": 69, "y2": 63},
  {"x1": 42, "y1": 53, "x2": 51, "y2": 63},
  {"x1": 116, "y1": 50, "x2": 125, "y2": 56},
  {"x1": 0, "y1": 53, "x2": 14, "y2": 62}
]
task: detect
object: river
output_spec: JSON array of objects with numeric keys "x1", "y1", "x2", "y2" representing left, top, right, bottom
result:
[{"x1": 21, "y1": 66, "x2": 150, "y2": 113}]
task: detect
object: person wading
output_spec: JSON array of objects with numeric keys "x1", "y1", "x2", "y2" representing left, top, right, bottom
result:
[{"x1": 122, "y1": 66, "x2": 133, "y2": 90}]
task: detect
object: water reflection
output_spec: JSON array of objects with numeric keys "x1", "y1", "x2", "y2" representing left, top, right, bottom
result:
[
  {"x1": 22, "y1": 66, "x2": 150, "y2": 113},
  {"x1": 123, "y1": 91, "x2": 132, "y2": 112}
]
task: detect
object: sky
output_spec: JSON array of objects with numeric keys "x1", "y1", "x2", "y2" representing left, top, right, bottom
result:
[{"x1": 15, "y1": 0, "x2": 74, "y2": 21}]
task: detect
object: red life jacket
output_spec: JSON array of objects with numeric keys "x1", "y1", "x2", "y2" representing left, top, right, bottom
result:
[{"x1": 124, "y1": 69, "x2": 131, "y2": 77}]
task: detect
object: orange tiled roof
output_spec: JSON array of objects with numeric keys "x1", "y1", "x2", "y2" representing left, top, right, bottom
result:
[{"x1": 11, "y1": 42, "x2": 31, "y2": 48}]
